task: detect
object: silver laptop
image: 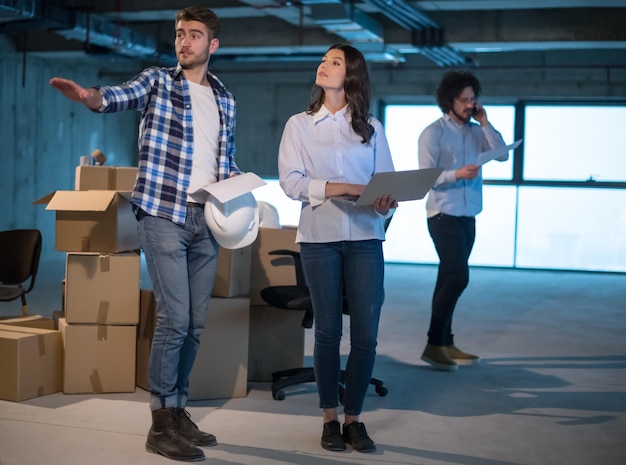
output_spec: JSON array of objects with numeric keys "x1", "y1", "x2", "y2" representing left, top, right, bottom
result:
[{"x1": 330, "y1": 167, "x2": 443, "y2": 207}]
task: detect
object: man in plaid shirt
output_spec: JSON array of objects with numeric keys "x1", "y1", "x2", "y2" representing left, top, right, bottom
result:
[{"x1": 50, "y1": 6, "x2": 240, "y2": 462}]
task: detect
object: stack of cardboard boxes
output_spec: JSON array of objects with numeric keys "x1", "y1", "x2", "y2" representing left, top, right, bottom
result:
[
  {"x1": 37, "y1": 165, "x2": 141, "y2": 394},
  {"x1": 1, "y1": 165, "x2": 305, "y2": 402}
]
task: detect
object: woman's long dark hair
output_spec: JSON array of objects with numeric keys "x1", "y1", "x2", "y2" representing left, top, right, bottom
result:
[{"x1": 307, "y1": 43, "x2": 374, "y2": 144}]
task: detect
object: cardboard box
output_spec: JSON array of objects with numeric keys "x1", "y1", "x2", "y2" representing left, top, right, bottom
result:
[
  {"x1": 52, "y1": 310, "x2": 64, "y2": 330},
  {"x1": 248, "y1": 305, "x2": 305, "y2": 382},
  {"x1": 249, "y1": 227, "x2": 299, "y2": 305},
  {"x1": 75, "y1": 166, "x2": 138, "y2": 191},
  {"x1": 34, "y1": 190, "x2": 139, "y2": 253},
  {"x1": 58, "y1": 318, "x2": 136, "y2": 394},
  {"x1": 0, "y1": 315, "x2": 55, "y2": 330},
  {"x1": 0, "y1": 324, "x2": 63, "y2": 401},
  {"x1": 212, "y1": 245, "x2": 252, "y2": 298},
  {"x1": 136, "y1": 289, "x2": 157, "y2": 390},
  {"x1": 65, "y1": 252, "x2": 140, "y2": 325},
  {"x1": 189, "y1": 297, "x2": 250, "y2": 400},
  {"x1": 137, "y1": 290, "x2": 250, "y2": 400}
]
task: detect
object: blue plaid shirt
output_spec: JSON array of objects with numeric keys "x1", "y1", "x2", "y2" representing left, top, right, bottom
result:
[{"x1": 98, "y1": 65, "x2": 240, "y2": 225}]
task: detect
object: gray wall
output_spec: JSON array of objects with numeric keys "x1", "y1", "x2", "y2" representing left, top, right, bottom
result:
[{"x1": 1, "y1": 38, "x2": 625, "y2": 263}]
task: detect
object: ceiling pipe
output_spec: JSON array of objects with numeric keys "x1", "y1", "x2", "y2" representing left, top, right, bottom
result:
[
  {"x1": 0, "y1": 0, "x2": 175, "y2": 63},
  {"x1": 363, "y1": 0, "x2": 469, "y2": 66}
]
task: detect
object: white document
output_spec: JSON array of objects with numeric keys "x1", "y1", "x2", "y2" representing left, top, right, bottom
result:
[
  {"x1": 201, "y1": 172, "x2": 267, "y2": 203},
  {"x1": 476, "y1": 139, "x2": 523, "y2": 166},
  {"x1": 330, "y1": 167, "x2": 443, "y2": 207}
]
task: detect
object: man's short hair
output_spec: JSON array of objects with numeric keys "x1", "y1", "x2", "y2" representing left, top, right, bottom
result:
[{"x1": 175, "y1": 6, "x2": 221, "y2": 38}]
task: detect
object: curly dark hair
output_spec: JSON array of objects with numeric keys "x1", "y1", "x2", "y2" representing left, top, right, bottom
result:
[
  {"x1": 436, "y1": 71, "x2": 482, "y2": 114},
  {"x1": 175, "y1": 6, "x2": 221, "y2": 38},
  {"x1": 307, "y1": 43, "x2": 374, "y2": 144}
]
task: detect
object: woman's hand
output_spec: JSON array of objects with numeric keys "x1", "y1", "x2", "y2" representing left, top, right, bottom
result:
[
  {"x1": 373, "y1": 194, "x2": 397, "y2": 215},
  {"x1": 325, "y1": 182, "x2": 366, "y2": 198}
]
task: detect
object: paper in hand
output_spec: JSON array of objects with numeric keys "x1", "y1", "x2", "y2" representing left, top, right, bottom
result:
[{"x1": 477, "y1": 139, "x2": 522, "y2": 166}]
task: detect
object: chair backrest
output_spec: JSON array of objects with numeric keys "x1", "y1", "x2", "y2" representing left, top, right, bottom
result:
[{"x1": 0, "y1": 229, "x2": 43, "y2": 291}]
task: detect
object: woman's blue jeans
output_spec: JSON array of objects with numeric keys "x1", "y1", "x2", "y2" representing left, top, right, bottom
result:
[
  {"x1": 427, "y1": 213, "x2": 475, "y2": 346},
  {"x1": 137, "y1": 205, "x2": 219, "y2": 411},
  {"x1": 300, "y1": 240, "x2": 385, "y2": 416}
]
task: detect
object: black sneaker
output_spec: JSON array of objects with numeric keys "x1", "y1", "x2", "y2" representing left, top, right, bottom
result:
[
  {"x1": 321, "y1": 420, "x2": 346, "y2": 451},
  {"x1": 342, "y1": 421, "x2": 376, "y2": 453}
]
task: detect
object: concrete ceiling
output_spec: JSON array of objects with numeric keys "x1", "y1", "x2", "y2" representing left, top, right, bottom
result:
[{"x1": 1, "y1": 0, "x2": 626, "y2": 69}]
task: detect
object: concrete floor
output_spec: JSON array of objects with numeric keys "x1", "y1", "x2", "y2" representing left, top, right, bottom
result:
[{"x1": 1, "y1": 257, "x2": 625, "y2": 465}]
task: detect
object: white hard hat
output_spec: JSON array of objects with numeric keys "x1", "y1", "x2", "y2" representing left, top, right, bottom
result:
[
  {"x1": 205, "y1": 192, "x2": 259, "y2": 249},
  {"x1": 257, "y1": 200, "x2": 281, "y2": 228}
]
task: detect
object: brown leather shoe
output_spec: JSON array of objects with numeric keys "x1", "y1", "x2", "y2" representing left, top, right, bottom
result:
[
  {"x1": 146, "y1": 408, "x2": 205, "y2": 461},
  {"x1": 174, "y1": 408, "x2": 217, "y2": 447}
]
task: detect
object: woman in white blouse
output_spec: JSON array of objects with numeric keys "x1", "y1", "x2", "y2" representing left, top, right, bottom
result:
[{"x1": 278, "y1": 43, "x2": 397, "y2": 454}]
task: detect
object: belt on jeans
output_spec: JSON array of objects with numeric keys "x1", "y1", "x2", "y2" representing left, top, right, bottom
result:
[{"x1": 187, "y1": 202, "x2": 205, "y2": 208}]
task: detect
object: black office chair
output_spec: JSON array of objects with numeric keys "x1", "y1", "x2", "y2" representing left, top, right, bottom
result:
[
  {"x1": 0, "y1": 229, "x2": 43, "y2": 317},
  {"x1": 260, "y1": 248, "x2": 388, "y2": 402}
]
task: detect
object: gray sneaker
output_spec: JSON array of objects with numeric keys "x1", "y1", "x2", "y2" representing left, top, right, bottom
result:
[{"x1": 421, "y1": 344, "x2": 458, "y2": 371}]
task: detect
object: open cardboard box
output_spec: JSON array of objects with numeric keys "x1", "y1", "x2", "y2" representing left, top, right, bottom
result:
[{"x1": 34, "y1": 190, "x2": 139, "y2": 253}]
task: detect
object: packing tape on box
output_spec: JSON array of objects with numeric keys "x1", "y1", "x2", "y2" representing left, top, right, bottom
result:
[
  {"x1": 89, "y1": 369, "x2": 104, "y2": 393},
  {"x1": 97, "y1": 323, "x2": 108, "y2": 341},
  {"x1": 97, "y1": 302, "x2": 109, "y2": 325},
  {"x1": 36, "y1": 334, "x2": 46, "y2": 356},
  {"x1": 109, "y1": 169, "x2": 117, "y2": 190},
  {"x1": 98, "y1": 254, "x2": 111, "y2": 273}
]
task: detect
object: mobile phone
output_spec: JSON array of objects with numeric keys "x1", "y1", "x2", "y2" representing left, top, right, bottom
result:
[{"x1": 472, "y1": 105, "x2": 479, "y2": 116}]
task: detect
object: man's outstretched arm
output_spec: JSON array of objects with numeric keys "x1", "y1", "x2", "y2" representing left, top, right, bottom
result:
[{"x1": 49, "y1": 77, "x2": 103, "y2": 110}]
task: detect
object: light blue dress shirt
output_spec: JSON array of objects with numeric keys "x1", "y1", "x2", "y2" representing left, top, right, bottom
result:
[
  {"x1": 418, "y1": 114, "x2": 506, "y2": 217},
  {"x1": 279, "y1": 105, "x2": 395, "y2": 243}
]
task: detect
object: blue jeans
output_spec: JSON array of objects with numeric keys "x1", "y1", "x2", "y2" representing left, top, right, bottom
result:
[
  {"x1": 300, "y1": 240, "x2": 385, "y2": 416},
  {"x1": 427, "y1": 213, "x2": 475, "y2": 346},
  {"x1": 137, "y1": 205, "x2": 219, "y2": 411}
]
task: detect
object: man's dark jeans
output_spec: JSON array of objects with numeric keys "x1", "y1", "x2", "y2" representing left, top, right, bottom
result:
[{"x1": 427, "y1": 213, "x2": 476, "y2": 346}]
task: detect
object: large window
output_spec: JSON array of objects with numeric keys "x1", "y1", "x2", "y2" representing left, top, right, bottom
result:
[
  {"x1": 253, "y1": 179, "x2": 301, "y2": 227},
  {"x1": 516, "y1": 187, "x2": 626, "y2": 272},
  {"x1": 383, "y1": 104, "x2": 517, "y2": 266},
  {"x1": 383, "y1": 103, "x2": 626, "y2": 273},
  {"x1": 523, "y1": 106, "x2": 626, "y2": 182},
  {"x1": 384, "y1": 104, "x2": 515, "y2": 179}
]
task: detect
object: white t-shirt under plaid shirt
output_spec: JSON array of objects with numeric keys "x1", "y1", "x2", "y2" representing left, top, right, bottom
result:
[{"x1": 97, "y1": 64, "x2": 240, "y2": 225}]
